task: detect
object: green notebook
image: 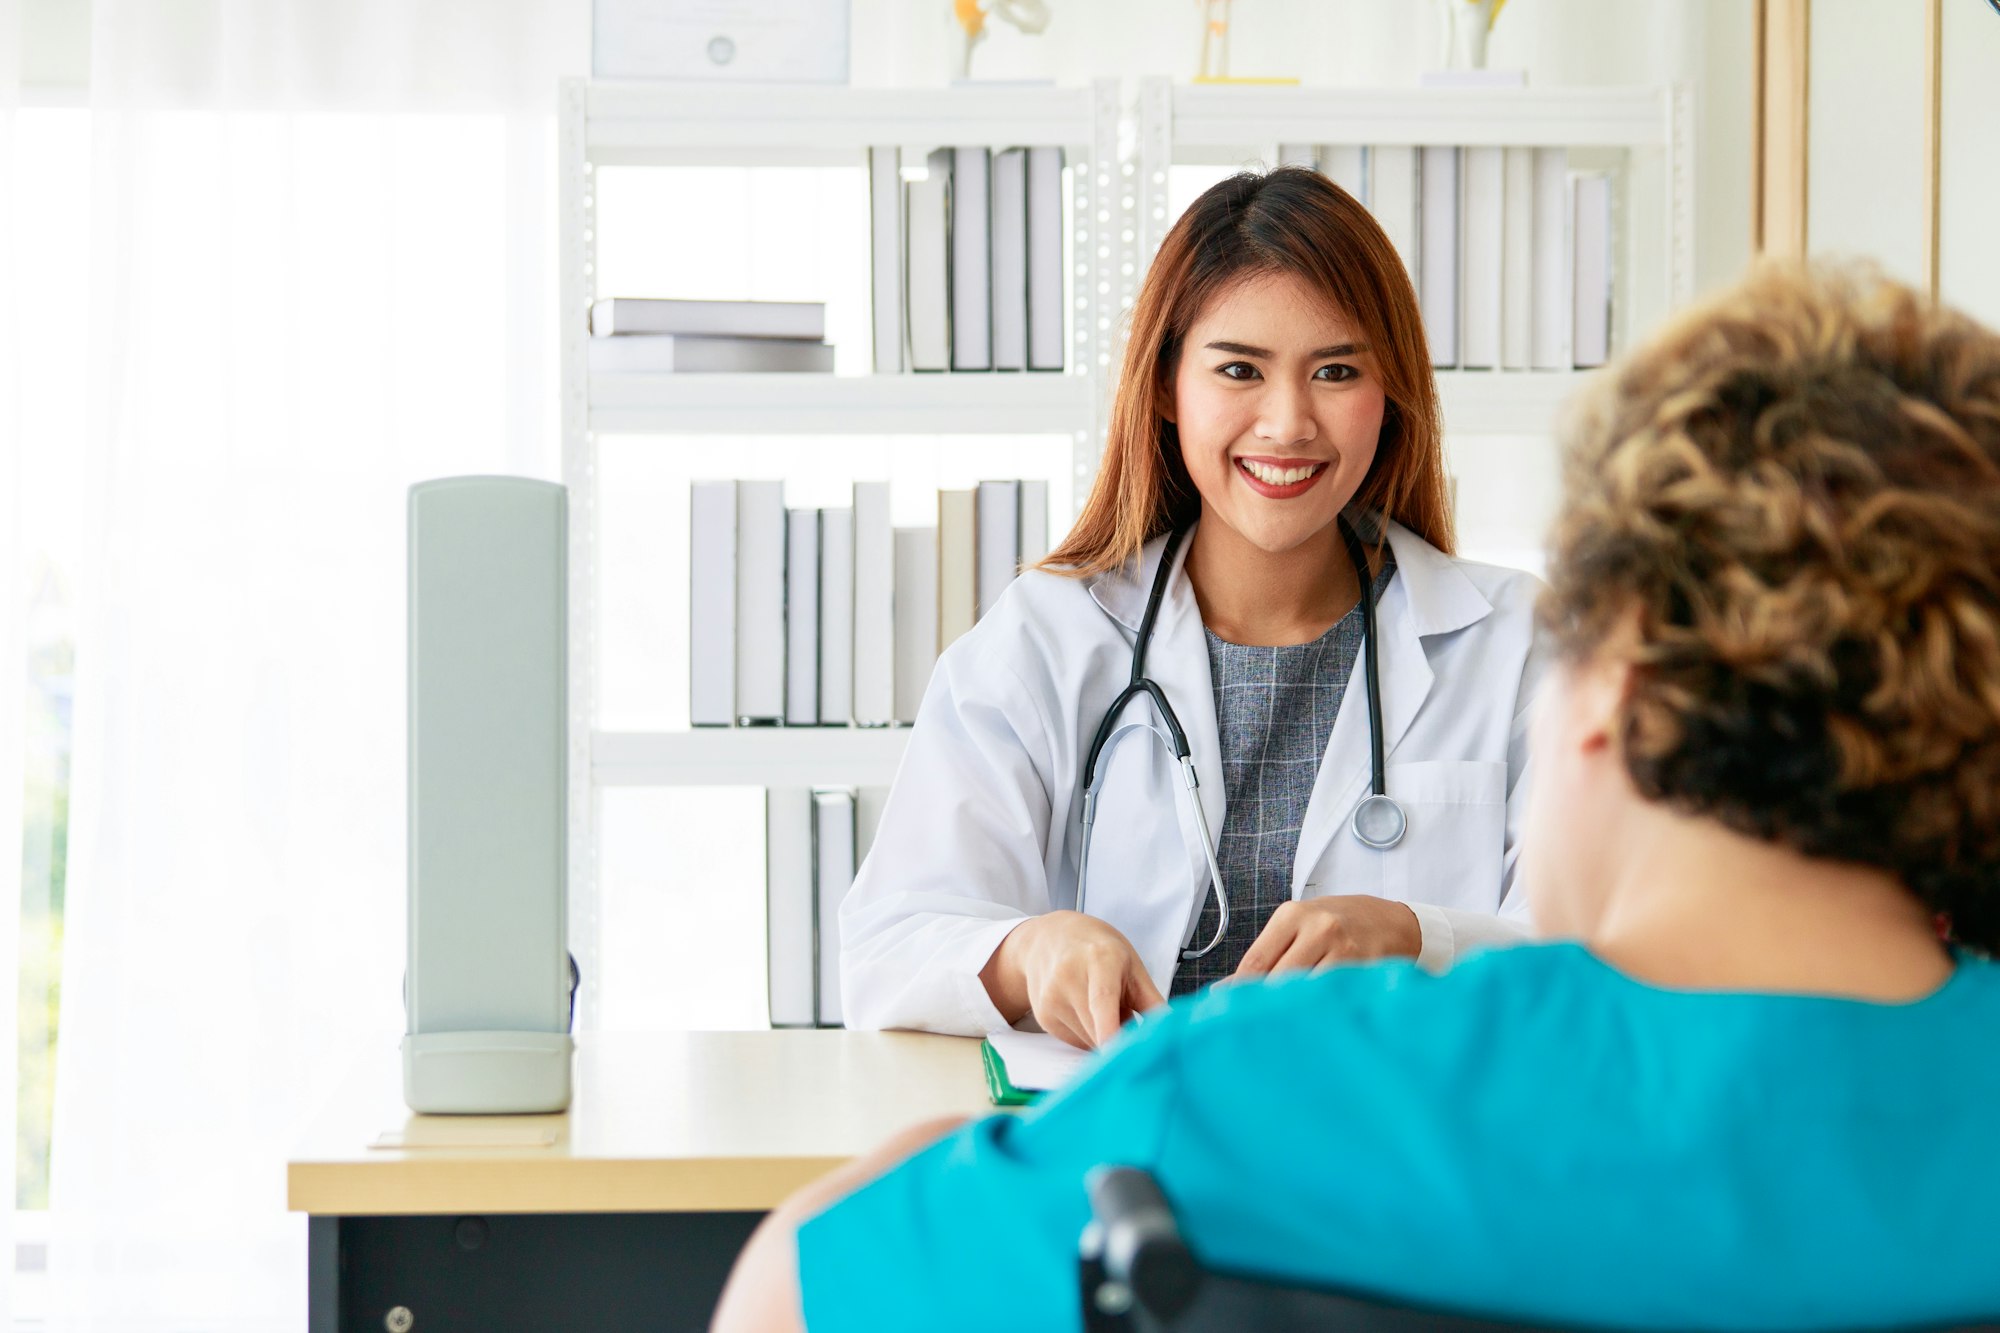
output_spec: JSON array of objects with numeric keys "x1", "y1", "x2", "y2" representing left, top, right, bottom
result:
[{"x1": 980, "y1": 1037, "x2": 1042, "y2": 1107}]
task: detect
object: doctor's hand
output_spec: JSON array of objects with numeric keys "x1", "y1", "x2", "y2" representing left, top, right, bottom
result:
[
  {"x1": 979, "y1": 911, "x2": 1166, "y2": 1051},
  {"x1": 1232, "y1": 895, "x2": 1421, "y2": 979}
]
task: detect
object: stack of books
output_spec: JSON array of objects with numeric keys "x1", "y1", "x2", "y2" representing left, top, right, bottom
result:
[
  {"x1": 588, "y1": 297, "x2": 835, "y2": 373},
  {"x1": 689, "y1": 478, "x2": 1052, "y2": 728},
  {"x1": 765, "y1": 785, "x2": 887, "y2": 1029},
  {"x1": 1277, "y1": 143, "x2": 1612, "y2": 371},
  {"x1": 869, "y1": 146, "x2": 1068, "y2": 374}
]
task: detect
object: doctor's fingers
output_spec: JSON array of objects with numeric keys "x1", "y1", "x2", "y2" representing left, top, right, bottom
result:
[
  {"x1": 1123, "y1": 962, "x2": 1166, "y2": 1014},
  {"x1": 1231, "y1": 918, "x2": 1300, "y2": 977},
  {"x1": 1085, "y1": 970, "x2": 1126, "y2": 1048}
]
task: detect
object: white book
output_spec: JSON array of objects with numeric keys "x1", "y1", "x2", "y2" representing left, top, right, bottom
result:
[
  {"x1": 893, "y1": 527, "x2": 939, "y2": 724},
  {"x1": 1026, "y1": 146, "x2": 1065, "y2": 372},
  {"x1": 868, "y1": 146, "x2": 905, "y2": 374},
  {"x1": 817, "y1": 507, "x2": 855, "y2": 725},
  {"x1": 765, "y1": 787, "x2": 816, "y2": 1029},
  {"x1": 1320, "y1": 144, "x2": 1370, "y2": 206},
  {"x1": 851, "y1": 482, "x2": 896, "y2": 726},
  {"x1": 1276, "y1": 143, "x2": 1317, "y2": 169},
  {"x1": 784, "y1": 508, "x2": 820, "y2": 727},
  {"x1": 590, "y1": 298, "x2": 824, "y2": 341},
  {"x1": 906, "y1": 149, "x2": 952, "y2": 373},
  {"x1": 734, "y1": 480, "x2": 786, "y2": 725},
  {"x1": 991, "y1": 147, "x2": 1030, "y2": 373},
  {"x1": 688, "y1": 480, "x2": 737, "y2": 727},
  {"x1": 1571, "y1": 171, "x2": 1613, "y2": 368},
  {"x1": 1018, "y1": 479, "x2": 1050, "y2": 566},
  {"x1": 1370, "y1": 146, "x2": 1420, "y2": 292},
  {"x1": 587, "y1": 335, "x2": 834, "y2": 374},
  {"x1": 1459, "y1": 146, "x2": 1504, "y2": 371},
  {"x1": 1419, "y1": 145, "x2": 1460, "y2": 369},
  {"x1": 1500, "y1": 147, "x2": 1535, "y2": 371},
  {"x1": 856, "y1": 785, "x2": 889, "y2": 866},
  {"x1": 937, "y1": 489, "x2": 977, "y2": 652},
  {"x1": 812, "y1": 788, "x2": 857, "y2": 1027},
  {"x1": 950, "y1": 145, "x2": 993, "y2": 371},
  {"x1": 976, "y1": 480, "x2": 1021, "y2": 620},
  {"x1": 1532, "y1": 148, "x2": 1574, "y2": 371}
]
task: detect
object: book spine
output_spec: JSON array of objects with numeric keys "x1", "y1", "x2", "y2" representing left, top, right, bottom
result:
[
  {"x1": 1459, "y1": 146, "x2": 1504, "y2": 371},
  {"x1": 785, "y1": 509, "x2": 821, "y2": 727},
  {"x1": 851, "y1": 482, "x2": 896, "y2": 726},
  {"x1": 1571, "y1": 171, "x2": 1613, "y2": 368},
  {"x1": 688, "y1": 481, "x2": 737, "y2": 727},
  {"x1": 1018, "y1": 479, "x2": 1050, "y2": 567},
  {"x1": 734, "y1": 480, "x2": 786, "y2": 725},
  {"x1": 812, "y1": 788, "x2": 857, "y2": 1027},
  {"x1": 869, "y1": 146, "x2": 905, "y2": 373},
  {"x1": 893, "y1": 526, "x2": 939, "y2": 724},
  {"x1": 991, "y1": 147, "x2": 1030, "y2": 373},
  {"x1": 817, "y1": 507, "x2": 855, "y2": 725},
  {"x1": 1501, "y1": 146, "x2": 1535, "y2": 371},
  {"x1": 1531, "y1": 148, "x2": 1574, "y2": 371},
  {"x1": 950, "y1": 146, "x2": 993, "y2": 371},
  {"x1": 907, "y1": 149, "x2": 953, "y2": 373},
  {"x1": 1026, "y1": 146, "x2": 1066, "y2": 372},
  {"x1": 937, "y1": 489, "x2": 978, "y2": 653},
  {"x1": 1320, "y1": 144, "x2": 1371, "y2": 207},
  {"x1": 975, "y1": 480, "x2": 1021, "y2": 621},
  {"x1": 1370, "y1": 146, "x2": 1420, "y2": 291},
  {"x1": 1420, "y1": 145, "x2": 1461, "y2": 369},
  {"x1": 765, "y1": 787, "x2": 816, "y2": 1028}
]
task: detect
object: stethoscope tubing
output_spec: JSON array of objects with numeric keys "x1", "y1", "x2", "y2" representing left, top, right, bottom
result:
[{"x1": 1076, "y1": 516, "x2": 1403, "y2": 960}]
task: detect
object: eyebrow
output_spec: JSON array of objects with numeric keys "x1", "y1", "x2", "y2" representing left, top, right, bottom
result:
[{"x1": 1203, "y1": 340, "x2": 1368, "y2": 358}]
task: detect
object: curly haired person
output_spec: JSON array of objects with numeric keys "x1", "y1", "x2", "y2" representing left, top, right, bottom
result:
[{"x1": 713, "y1": 263, "x2": 2000, "y2": 1333}]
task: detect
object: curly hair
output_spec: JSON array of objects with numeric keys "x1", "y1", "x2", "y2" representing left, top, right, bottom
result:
[{"x1": 1541, "y1": 262, "x2": 2000, "y2": 951}]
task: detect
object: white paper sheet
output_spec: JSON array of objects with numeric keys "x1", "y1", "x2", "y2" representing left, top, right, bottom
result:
[{"x1": 987, "y1": 1027, "x2": 1091, "y2": 1092}]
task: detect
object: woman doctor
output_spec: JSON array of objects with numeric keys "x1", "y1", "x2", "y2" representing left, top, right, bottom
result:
[{"x1": 840, "y1": 167, "x2": 1548, "y2": 1048}]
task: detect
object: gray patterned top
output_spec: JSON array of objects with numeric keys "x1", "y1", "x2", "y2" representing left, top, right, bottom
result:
[{"x1": 1170, "y1": 554, "x2": 1397, "y2": 996}]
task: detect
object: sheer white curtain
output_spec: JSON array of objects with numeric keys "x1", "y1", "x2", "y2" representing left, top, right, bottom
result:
[
  {"x1": 47, "y1": 3, "x2": 585, "y2": 1327},
  {"x1": 0, "y1": 0, "x2": 25, "y2": 1320}
]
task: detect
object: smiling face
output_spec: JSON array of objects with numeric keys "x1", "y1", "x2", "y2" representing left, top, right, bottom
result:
[{"x1": 1169, "y1": 268, "x2": 1388, "y2": 558}]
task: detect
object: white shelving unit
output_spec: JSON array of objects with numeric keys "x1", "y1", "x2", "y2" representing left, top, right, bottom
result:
[
  {"x1": 557, "y1": 78, "x2": 1123, "y2": 1028},
  {"x1": 1136, "y1": 78, "x2": 1695, "y2": 428}
]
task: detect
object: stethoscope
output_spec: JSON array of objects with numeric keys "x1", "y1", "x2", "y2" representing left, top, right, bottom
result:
[{"x1": 1074, "y1": 515, "x2": 1406, "y2": 959}]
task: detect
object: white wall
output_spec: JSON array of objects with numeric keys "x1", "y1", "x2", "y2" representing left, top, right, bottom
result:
[
  {"x1": 1939, "y1": 0, "x2": 2000, "y2": 329},
  {"x1": 1808, "y1": 0, "x2": 1929, "y2": 288}
]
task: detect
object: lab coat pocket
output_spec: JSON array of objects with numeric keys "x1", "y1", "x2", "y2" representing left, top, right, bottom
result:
[{"x1": 1381, "y1": 759, "x2": 1509, "y2": 913}]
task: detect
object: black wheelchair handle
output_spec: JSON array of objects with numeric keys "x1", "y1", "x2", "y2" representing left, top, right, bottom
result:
[{"x1": 1086, "y1": 1166, "x2": 1201, "y2": 1320}]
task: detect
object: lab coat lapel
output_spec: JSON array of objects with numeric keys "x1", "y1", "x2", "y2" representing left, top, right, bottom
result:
[
  {"x1": 1291, "y1": 521, "x2": 1487, "y2": 895},
  {"x1": 1145, "y1": 531, "x2": 1226, "y2": 940}
]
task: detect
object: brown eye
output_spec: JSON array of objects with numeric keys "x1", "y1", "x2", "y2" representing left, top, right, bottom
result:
[
  {"x1": 1218, "y1": 362, "x2": 1259, "y2": 381},
  {"x1": 1315, "y1": 364, "x2": 1359, "y2": 383}
]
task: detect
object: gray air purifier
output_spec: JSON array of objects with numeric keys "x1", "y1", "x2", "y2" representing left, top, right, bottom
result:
[{"x1": 403, "y1": 476, "x2": 575, "y2": 1114}]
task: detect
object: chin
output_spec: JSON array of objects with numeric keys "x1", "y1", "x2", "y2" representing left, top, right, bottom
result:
[{"x1": 1223, "y1": 507, "x2": 1343, "y2": 555}]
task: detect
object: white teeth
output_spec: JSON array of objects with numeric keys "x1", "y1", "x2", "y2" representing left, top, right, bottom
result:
[{"x1": 1240, "y1": 460, "x2": 1321, "y2": 486}]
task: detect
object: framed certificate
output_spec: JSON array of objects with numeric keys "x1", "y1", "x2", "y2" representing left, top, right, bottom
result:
[{"x1": 592, "y1": 0, "x2": 852, "y2": 83}]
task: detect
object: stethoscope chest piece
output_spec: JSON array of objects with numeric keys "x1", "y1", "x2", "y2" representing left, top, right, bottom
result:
[{"x1": 1351, "y1": 792, "x2": 1407, "y2": 850}]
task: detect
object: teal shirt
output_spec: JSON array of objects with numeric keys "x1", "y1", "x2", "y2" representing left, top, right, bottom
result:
[{"x1": 798, "y1": 943, "x2": 2000, "y2": 1331}]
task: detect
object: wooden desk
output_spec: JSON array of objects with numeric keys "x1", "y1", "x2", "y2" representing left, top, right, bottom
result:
[{"x1": 290, "y1": 1029, "x2": 996, "y2": 1331}]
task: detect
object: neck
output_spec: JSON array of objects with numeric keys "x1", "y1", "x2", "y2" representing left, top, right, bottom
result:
[
  {"x1": 1184, "y1": 516, "x2": 1364, "y2": 646},
  {"x1": 1582, "y1": 802, "x2": 1953, "y2": 1002}
]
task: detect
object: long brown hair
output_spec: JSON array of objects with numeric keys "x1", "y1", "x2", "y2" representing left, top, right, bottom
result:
[{"x1": 1041, "y1": 167, "x2": 1452, "y2": 577}]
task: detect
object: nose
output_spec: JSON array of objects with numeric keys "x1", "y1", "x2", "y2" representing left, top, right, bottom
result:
[{"x1": 1252, "y1": 377, "x2": 1317, "y2": 447}]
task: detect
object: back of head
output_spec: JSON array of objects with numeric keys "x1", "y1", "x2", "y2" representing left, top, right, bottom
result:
[{"x1": 1541, "y1": 262, "x2": 2000, "y2": 950}]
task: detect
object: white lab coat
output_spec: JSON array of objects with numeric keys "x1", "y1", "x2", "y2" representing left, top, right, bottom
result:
[{"x1": 839, "y1": 516, "x2": 1550, "y2": 1036}]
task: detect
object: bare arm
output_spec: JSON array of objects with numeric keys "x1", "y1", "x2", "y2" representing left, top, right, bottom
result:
[{"x1": 710, "y1": 1115, "x2": 971, "y2": 1333}]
